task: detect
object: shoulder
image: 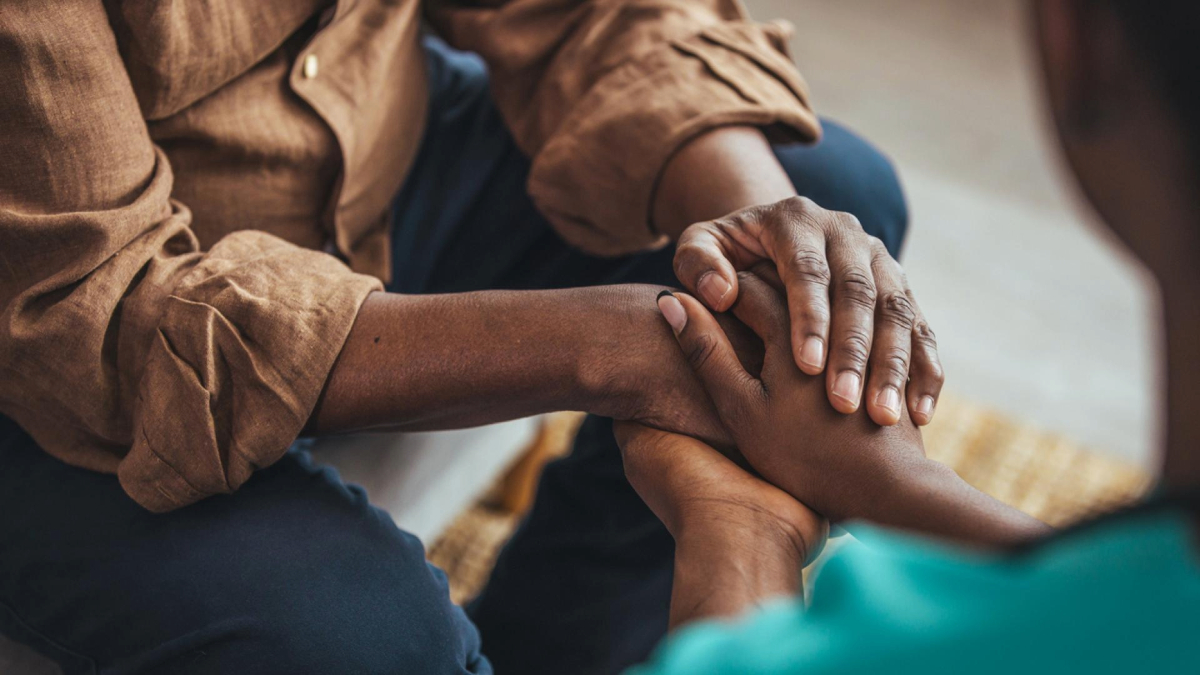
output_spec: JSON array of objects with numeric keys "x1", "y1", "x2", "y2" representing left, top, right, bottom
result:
[
  {"x1": 635, "y1": 511, "x2": 1200, "y2": 675},
  {"x1": 104, "y1": 2, "x2": 324, "y2": 119}
]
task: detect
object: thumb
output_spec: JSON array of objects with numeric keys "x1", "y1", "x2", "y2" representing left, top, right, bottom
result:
[
  {"x1": 656, "y1": 291, "x2": 764, "y2": 428},
  {"x1": 673, "y1": 223, "x2": 740, "y2": 311}
]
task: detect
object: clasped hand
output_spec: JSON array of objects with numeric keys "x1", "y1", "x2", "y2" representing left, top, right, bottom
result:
[{"x1": 619, "y1": 198, "x2": 939, "y2": 570}]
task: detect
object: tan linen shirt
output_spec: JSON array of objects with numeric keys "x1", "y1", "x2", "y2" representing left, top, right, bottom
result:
[{"x1": 0, "y1": 0, "x2": 819, "y2": 512}]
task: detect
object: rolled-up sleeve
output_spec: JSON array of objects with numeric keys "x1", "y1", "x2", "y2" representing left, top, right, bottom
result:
[
  {"x1": 0, "y1": 1, "x2": 381, "y2": 512},
  {"x1": 429, "y1": 0, "x2": 821, "y2": 255}
]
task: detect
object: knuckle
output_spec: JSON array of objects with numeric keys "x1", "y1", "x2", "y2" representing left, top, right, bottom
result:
[
  {"x1": 833, "y1": 211, "x2": 864, "y2": 234},
  {"x1": 869, "y1": 236, "x2": 899, "y2": 267},
  {"x1": 670, "y1": 254, "x2": 689, "y2": 281},
  {"x1": 780, "y1": 195, "x2": 817, "y2": 215},
  {"x1": 878, "y1": 291, "x2": 916, "y2": 329},
  {"x1": 912, "y1": 322, "x2": 945, "y2": 384},
  {"x1": 836, "y1": 267, "x2": 877, "y2": 309},
  {"x1": 777, "y1": 197, "x2": 825, "y2": 233},
  {"x1": 797, "y1": 302, "x2": 831, "y2": 326},
  {"x1": 788, "y1": 249, "x2": 832, "y2": 286},
  {"x1": 678, "y1": 219, "x2": 715, "y2": 242},
  {"x1": 875, "y1": 348, "x2": 911, "y2": 381},
  {"x1": 672, "y1": 243, "x2": 713, "y2": 280},
  {"x1": 914, "y1": 321, "x2": 939, "y2": 350},
  {"x1": 837, "y1": 328, "x2": 872, "y2": 369},
  {"x1": 685, "y1": 333, "x2": 719, "y2": 372},
  {"x1": 672, "y1": 238, "x2": 707, "y2": 263},
  {"x1": 712, "y1": 215, "x2": 741, "y2": 235}
]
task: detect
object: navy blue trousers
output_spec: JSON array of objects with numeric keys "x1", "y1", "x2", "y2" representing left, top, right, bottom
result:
[{"x1": 0, "y1": 38, "x2": 906, "y2": 675}]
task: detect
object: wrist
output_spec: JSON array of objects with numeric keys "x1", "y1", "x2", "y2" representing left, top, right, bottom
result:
[
  {"x1": 575, "y1": 283, "x2": 733, "y2": 445},
  {"x1": 670, "y1": 520, "x2": 804, "y2": 626},
  {"x1": 862, "y1": 455, "x2": 961, "y2": 523},
  {"x1": 573, "y1": 283, "x2": 674, "y2": 419},
  {"x1": 675, "y1": 532, "x2": 804, "y2": 585},
  {"x1": 675, "y1": 502, "x2": 821, "y2": 567},
  {"x1": 869, "y1": 457, "x2": 1053, "y2": 546}
]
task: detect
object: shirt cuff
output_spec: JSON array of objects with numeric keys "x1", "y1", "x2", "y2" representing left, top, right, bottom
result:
[
  {"x1": 117, "y1": 231, "x2": 382, "y2": 512},
  {"x1": 527, "y1": 20, "x2": 822, "y2": 256}
]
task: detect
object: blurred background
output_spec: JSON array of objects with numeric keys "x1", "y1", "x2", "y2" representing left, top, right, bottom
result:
[{"x1": 747, "y1": 0, "x2": 1160, "y2": 469}]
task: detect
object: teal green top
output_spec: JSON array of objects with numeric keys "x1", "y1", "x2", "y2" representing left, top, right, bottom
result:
[{"x1": 631, "y1": 510, "x2": 1200, "y2": 675}]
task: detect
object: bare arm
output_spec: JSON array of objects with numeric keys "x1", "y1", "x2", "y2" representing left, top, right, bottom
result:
[
  {"x1": 309, "y1": 289, "x2": 611, "y2": 434},
  {"x1": 305, "y1": 129, "x2": 792, "y2": 435},
  {"x1": 654, "y1": 274, "x2": 1050, "y2": 549},
  {"x1": 613, "y1": 422, "x2": 824, "y2": 628},
  {"x1": 306, "y1": 284, "x2": 737, "y2": 447},
  {"x1": 867, "y1": 457, "x2": 1052, "y2": 547}
]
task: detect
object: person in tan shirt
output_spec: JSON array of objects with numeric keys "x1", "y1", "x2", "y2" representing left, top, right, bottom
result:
[{"x1": 0, "y1": 1, "x2": 941, "y2": 673}]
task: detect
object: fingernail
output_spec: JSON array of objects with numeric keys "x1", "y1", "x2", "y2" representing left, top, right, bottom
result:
[
  {"x1": 916, "y1": 395, "x2": 935, "y2": 420},
  {"x1": 832, "y1": 371, "x2": 861, "y2": 407},
  {"x1": 799, "y1": 337, "x2": 825, "y2": 371},
  {"x1": 656, "y1": 290, "x2": 687, "y2": 335},
  {"x1": 697, "y1": 273, "x2": 731, "y2": 309},
  {"x1": 876, "y1": 386, "x2": 901, "y2": 417}
]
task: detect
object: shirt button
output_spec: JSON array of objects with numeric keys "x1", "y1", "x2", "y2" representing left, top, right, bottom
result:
[{"x1": 302, "y1": 53, "x2": 319, "y2": 79}]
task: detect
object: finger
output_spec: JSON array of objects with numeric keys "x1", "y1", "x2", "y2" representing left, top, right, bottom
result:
[
  {"x1": 907, "y1": 307, "x2": 945, "y2": 425},
  {"x1": 673, "y1": 222, "x2": 741, "y2": 312},
  {"x1": 823, "y1": 218, "x2": 876, "y2": 414},
  {"x1": 656, "y1": 290, "x2": 765, "y2": 427},
  {"x1": 728, "y1": 271, "x2": 791, "y2": 372},
  {"x1": 864, "y1": 244, "x2": 915, "y2": 426},
  {"x1": 764, "y1": 208, "x2": 831, "y2": 376}
]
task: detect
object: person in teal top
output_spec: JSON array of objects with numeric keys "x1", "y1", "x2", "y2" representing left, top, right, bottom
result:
[
  {"x1": 633, "y1": 511, "x2": 1200, "y2": 674},
  {"x1": 617, "y1": 1, "x2": 1200, "y2": 672}
]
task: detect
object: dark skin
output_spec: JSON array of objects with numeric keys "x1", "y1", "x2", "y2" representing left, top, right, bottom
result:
[
  {"x1": 618, "y1": 278, "x2": 1048, "y2": 625},
  {"x1": 614, "y1": 420, "x2": 827, "y2": 628},
  {"x1": 626, "y1": 0, "x2": 1200, "y2": 629},
  {"x1": 302, "y1": 126, "x2": 945, "y2": 628},
  {"x1": 657, "y1": 130, "x2": 944, "y2": 426},
  {"x1": 656, "y1": 277, "x2": 1049, "y2": 541},
  {"x1": 309, "y1": 126, "x2": 945, "y2": 441}
]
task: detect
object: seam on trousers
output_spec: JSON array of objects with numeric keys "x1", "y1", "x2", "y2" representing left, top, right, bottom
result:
[{"x1": 0, "y1": 597, "x2": 97, "y2": 674}]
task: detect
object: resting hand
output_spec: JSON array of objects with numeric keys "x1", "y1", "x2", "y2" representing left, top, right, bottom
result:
[
  {"x1": 615, "y1": 420, "x2": 827, "y2": 625},
  {"x1": 655, "y1": 273, "x2": 928, "y2": 523},
  {"x1": 615, "y1": 420, "x2": 827, "y2": 563},
  {"x1": 653, "y1": 272, "x2": 1051, "y2": 545},
  {"x1": 673, "y1": 196, "x2": 943, "y2": 426}
]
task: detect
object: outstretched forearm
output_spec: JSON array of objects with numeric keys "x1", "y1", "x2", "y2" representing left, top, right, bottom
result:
[
  {"x1": 863, "y1": 458, "x2": 1053, "y2": 548},
  {"x1": 308, "y1": 287, "x2": 635, "y2": 434},
  {"x1": 306, "y1": 284, "x2": 735, "y2": 446}
]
